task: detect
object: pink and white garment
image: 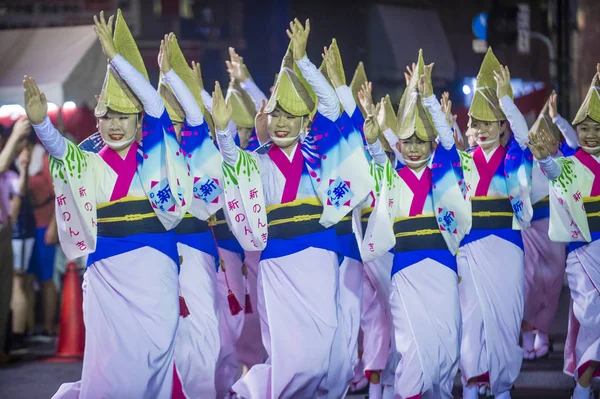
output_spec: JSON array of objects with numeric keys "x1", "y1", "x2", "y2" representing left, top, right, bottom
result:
[
  {"x1": 537, "y1": 149, "x2": 600, "y2": 381},
  {"x1": 215, "y1": 247, "x2": 247, "y2": 398},
  {"x1": 236, "y1": 250, "x2": 268, "y2": 368}
]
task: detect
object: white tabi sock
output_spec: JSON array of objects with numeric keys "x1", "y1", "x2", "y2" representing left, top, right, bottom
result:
[
  {"x1": 462, "y1": 384, "x2": 479, "y2": 399},
  {"x1": 534, "y1": 331, "x2": 549, "y2": 349},
  {"x1": 368, "y1": 382, "x2": 382, "y2": 399},
  {"x1": 573, "y1": 382, "x2": 591, "y2": 399}
]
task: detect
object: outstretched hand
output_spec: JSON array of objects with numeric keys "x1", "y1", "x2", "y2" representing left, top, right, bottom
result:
[
  {"x1": 493, "y1": 65, "x2": 511, "y2": 100},
  {"x1": 526, "y1": 130, "x2": 553, "y2": 160},
  {"x1": 158, "y1": 33, "x2": 174, "y2": 73},
  {"x1": 211, "y1": 81, "x2": 232, "y2": 131},
  {"x1": 93, "y1": 11, "x2": 116, "y2": 60},
  {"x1": 286, "y1": 18, "x2": 310, "y2": 61},
  {"x1": 23, "y1": 76, "x2": 48, "y2": 125},
  {"x1": 358, "y1": 81, "x2": 374, "y2": 113},
  {"x1": 191, "y1": 61, "x2": 204, "y2": 92},
  {"x1": 364, "y1": 102, "x2": 381, "y2": 145}
]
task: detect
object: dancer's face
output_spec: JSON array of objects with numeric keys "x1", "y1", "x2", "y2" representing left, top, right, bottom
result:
[
  {"x1": 398, "y1": 134, "x2": 433, "y2": 170},
  {"x1": 577, "y1": 117, "x2": 600, "y2": 156},
  {"x1": 97, "y1": 109, "x2": 140, "y2": 150},
  {"x1": 267, "y1": 106, "x2": 307, "y2": 149},
  {"x1": 470, "y1": 118, "x2": 506, "y2": 150}
]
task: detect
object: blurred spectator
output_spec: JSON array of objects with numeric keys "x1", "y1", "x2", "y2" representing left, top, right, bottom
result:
[
  {"x1": 0, "y1": 119, "x2": 34, "y2": 358},
  {"x1": 10, "y1": 141, "x2": 35, "y2": 355},
  {"x1": 0, "y1": 119, "x2": 32, "y2": 362},
  {"x1": 25, "y1": 140, "x2": 58, "y2": 339}
]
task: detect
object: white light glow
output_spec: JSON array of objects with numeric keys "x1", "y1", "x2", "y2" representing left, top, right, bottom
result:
[
  {"x1": 47, "y1": 102, "x2": 59, "y2": 112},
  {"x1": 63, "y1": 101, "x2": 77, "y2": 110},
  {"x1": 462, "y1": 85, "x2": 471, "y2": 95},
  {"x1": 0, "y1": 104, "x2": 25, "y2": 118}
]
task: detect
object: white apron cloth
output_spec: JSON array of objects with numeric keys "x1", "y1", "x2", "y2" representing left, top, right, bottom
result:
[
  {"x1": 52, "y1": 247, "x2": 179, "y2": 399},
  {"x1": 522, "y1": 217, "x2": 566, "y2": 332},
  {"x1": 215, "y1": 247, "x2": 247, "y2": 398},
  {"x1": 563, "y1": 240, "x2": 600, "y2": 380},
  {"x1": 174, "y1": 244, "x2": 220, "y2": 398},
  {"x1": 389, "y1": 259, "x2": 461, "y2": 399},
  {"x1": 231, "y1": 248, "x2": 343, "y2": 399},
  {"x1": 236, "y1": 250, "x2": 268, "y2": 368},
  {"x1": 458, "y1": 235, "x2": 524, "y2": 395}
]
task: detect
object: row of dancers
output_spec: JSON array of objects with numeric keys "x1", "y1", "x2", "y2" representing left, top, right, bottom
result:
[{"x1": 21, "y1": 10, "x2": 600, "y2": 399}]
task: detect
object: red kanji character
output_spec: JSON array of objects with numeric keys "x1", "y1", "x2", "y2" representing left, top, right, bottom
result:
[
  {"x1": 235, "y1": 213, "x2": 246, "y2": 223},
  {"x1": 84, "y1": 202, "x2": 93, "y2": 212},
  {"x1": 69, "y1": 228, "x2": 80, "y2": 237},
  {"x1": 249, "y1": 188, "x2": 258, "y2": 200},
  {"x1": 79, "y1": 187, "x2": 87, "y2": 197},
  {"x1": 257, "y1": 219, "x2": 266, "y2": 228},
  {"x1": 62, "y1": 212, "x2": 71, "y2": 222},
  {"x1": 76, "y1": 240, "x2": 87, "y2": 251},
  {"x1": 244, "y1": 225, "x2": 253, "y2": 236},
  {"x1": 57, "y1": 194, "x2": 67, "y2": 206},
  {"x1": 253, "y1": 204, "x2": 262, "y2": 213}
]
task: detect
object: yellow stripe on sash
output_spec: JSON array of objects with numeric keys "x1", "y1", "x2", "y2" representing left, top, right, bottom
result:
[
  {"x1": 267, "y1": 213, "x2": 322, "y2": 226},
  {"x1": 97, "y1": 212, "x2": 157, "y2": 223},
  {"x1": 97, "y1": 195, "x2": 147, "y2": 210},
  {"x1": 395, "y1": 228, "x2": 441, "y2": 238}
]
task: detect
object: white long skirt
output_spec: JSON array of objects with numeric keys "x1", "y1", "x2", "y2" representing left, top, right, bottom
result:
[
  {"x1": 231, "y1": 248, "x2": 343, "y2": 399},
  {"x1": 389, "y1": 259, "x2": 461, "y2": 399},
  {"x1": 236, "y1": 250, "x2": 268, "y2": 368},
  {"x1": 215, "y1": 247, "x2": 246, "y2": 398},
  {"x1": 522, "y1": 218, "x2": 566, "y2": 332},
  {"x1": 323, "y1": 256, "x2": 363, "y2": 398},
  {"x1": 52, "y1": 246, "x2": 179, "y2": 399},
  {"x1": 563, "y1": 240, "x2": 600, "y2": 380},
  {"x1": 458, "y1": 235, "x2": 524, "y2": 395},
  {"x1": 361, "y1": 253, "x2": 395, "y2": 383},
  {"x1": 174, "y1": 244, "x2": 220, "y2": 398}
]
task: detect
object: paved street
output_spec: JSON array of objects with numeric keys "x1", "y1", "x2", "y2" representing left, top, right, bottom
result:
[{"x1": 1, "y1": 288, "x2": 598, "y2": 398}]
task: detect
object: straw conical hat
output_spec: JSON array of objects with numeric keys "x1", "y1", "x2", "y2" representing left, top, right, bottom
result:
[
  {"x1": 572, "y1": 72, "x2": 600, "y2": 125},
  {"x1": 396, "y1": 49, "x2": 436, "y2": 142},
  {"x1": 529, "y1": 91, "x2": 562, "y2": 141},
  {"x1": 226, "y1": 80, "x2": 256, "y2": 129},
  {"x1": 95, "y1": 9, "x2": 148, "y2": 117},
  {"x1": 468, "y1": 47, "x2": 513, "y2": 122}
]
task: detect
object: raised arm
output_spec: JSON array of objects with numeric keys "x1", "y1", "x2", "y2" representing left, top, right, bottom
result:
[
  {"x1": 364, "y1": 103, "x2": 387, "y2": 165},
  {"x1": 94, "y1": 12, "x2": 164, "y2": 118},
  {"x1": 495, "y1": 66, "x2": 528, "y2": 149},
  {"x1": 287, "y1": 19, "x2": 339, "y2": 121},
  {"x1": 212, "y1": 82, "x2": 239, "y2": 166},
  {"x1": 548, "y1": 92, "x2": 578, "y2": 150},
  {"x1": 24, "y1": 77, "x2": 67, "y2": 159},
  {"x1": 159, "y1": 34, "x2": 204, "y2": 126},
  {"x1": 419, "y1": 66, "x2": 454, "y2": 150}
]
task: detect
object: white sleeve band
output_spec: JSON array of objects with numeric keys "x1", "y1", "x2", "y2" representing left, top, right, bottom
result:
[
  {"x1": 31, "y1": 117, "x2": 67, "y2": 159},
  {"x1": 368, "y1": 140, "x2": 388, "y2": 165},
  {"x1": 163, "y1": 69, "x2": 204, "y2": 126},
  {"x1": 538, "y1": 156, "x2": 561, "y2": 180},
  {"x1": 216, "y1": 126, "x2": 239, "y2": 166},
  {"x1": 334, "y1": 85, "x2": 357, "y2": 116},
  {"x1": 423, "y1": 94, "x2": 454, "y2": 150},
  {"x1": 240, "y1": 79, "x2": 268, "y2": 112},
  {"x1": 110, "y1": 55, "x2": 165, "y2": 118},
  {"x1": 295, "y1": 56, "x2": 339, "y2": 121},
  {"x1": 201, "y1": 90, "x2": 213, "y2": 113},
  {"x1": 499, "y1": 95, "x2": 529, "y2": 150},
  {"x1": 553, "y1": 114, "x2": 579, "y2": 149}
]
